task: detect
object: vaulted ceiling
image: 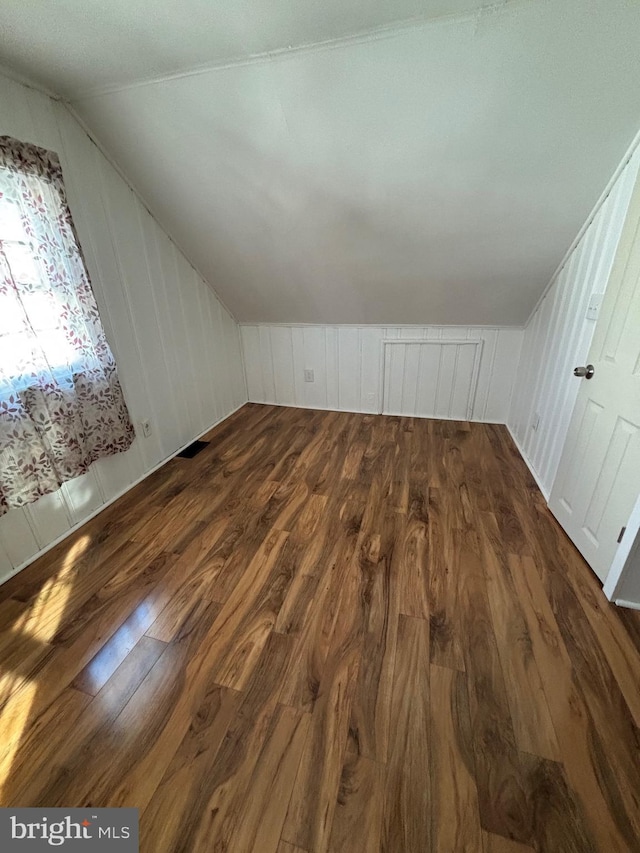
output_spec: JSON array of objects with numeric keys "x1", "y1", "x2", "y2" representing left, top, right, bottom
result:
[{"x1": 2, "y1": 0, "x2": 640, "y2": 325}]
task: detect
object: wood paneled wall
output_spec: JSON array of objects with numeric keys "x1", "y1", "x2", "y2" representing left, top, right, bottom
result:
[
  {"x1": 508, "y1": 146, "x2": 640, "y2": 498},
  {"x1": 0, "y1": 74, "x2": 247, "y2": 581},
  {"x1": 241, "y1": 324, "x2": 522, "y2": 423}
]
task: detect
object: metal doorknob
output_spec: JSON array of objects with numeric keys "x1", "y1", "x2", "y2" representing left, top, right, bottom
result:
[{"x1": 573, "y1": 364, "x2": 595, "y2": 379}]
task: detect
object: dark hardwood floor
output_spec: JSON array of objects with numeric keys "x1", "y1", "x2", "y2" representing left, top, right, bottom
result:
[{"x1": 1, "y1": 403, "x2": 640, "y2": 852}]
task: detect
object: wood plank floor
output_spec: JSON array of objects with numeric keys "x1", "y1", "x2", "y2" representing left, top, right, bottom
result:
[{"x1": 1, "y1": 403, "x2": 640, "y2": 852}]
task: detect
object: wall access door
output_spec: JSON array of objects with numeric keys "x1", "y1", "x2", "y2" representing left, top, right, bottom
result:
[{"x1": 382, "y1": 339, "x2": 483, "y2": 420}]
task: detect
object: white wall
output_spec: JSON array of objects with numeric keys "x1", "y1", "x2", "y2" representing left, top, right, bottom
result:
[
  {"x1": 241, "y1": 324, "x2": 522, "y2": 423},
  {"x1": 508, "y1": 146, "x2": 640, "y2": 498},
  {"x1": 0, "y1": 74, "x2": 247, "y2": 582}
]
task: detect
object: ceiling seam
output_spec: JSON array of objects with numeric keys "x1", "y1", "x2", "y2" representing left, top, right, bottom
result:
[
  {"x1": 0, "y1": 61, "x2": 62, "y2": 100},
  {"x1": 235, "y1": 322, "x2": 526, "y2": 330},
  {"x1": 70, "y1": 0, "x2": 536, "y2": 101}
]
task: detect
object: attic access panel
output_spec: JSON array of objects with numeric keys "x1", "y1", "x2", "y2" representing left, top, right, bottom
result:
[{"x1": 382, "y1": 339, "x2": 483, "y2": 420}]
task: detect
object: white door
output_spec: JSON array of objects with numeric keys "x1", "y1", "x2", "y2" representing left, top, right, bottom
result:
[{"x1": 549, "y1": 174, "x2": 640, "y2": 582}]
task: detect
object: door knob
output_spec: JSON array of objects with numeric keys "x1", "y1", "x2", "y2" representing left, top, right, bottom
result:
[{"x1": 573, "y1": 364, "x2": 595, "y2": 379}]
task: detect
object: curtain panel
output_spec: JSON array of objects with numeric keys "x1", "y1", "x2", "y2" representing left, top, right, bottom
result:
[{"x1": 0, "y1": 135, "x2": 134, "y2": 516}]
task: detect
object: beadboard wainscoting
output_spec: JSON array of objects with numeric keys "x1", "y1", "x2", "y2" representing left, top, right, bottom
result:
[
  {"x1": 0, "y1": 74, "x2": 247, "y2": 581},
  {"x1": 241, "y1": 324, "x2": 523, "y2": 423},
  {"x1": 508, "y1": 144, "x2": 640, "y2": 498}
]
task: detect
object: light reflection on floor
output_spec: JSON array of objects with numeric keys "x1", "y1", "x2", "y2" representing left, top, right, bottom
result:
[{"x1": 83, "y1": 599, "x2": 156, "y2": 704}]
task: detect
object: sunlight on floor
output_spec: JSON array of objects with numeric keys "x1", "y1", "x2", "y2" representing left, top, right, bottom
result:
[
  {"x1": 11, "y1": 536, "x2": 90, "y2": 643},
  {"x1": 0, "y1": 680, "x2": 38, "y2": 792},
  {"x1": 0, "y1": 535, "x2": 90, "y2": 800}
]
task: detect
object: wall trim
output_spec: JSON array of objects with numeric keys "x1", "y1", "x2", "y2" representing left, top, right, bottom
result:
[
  {"x1": 0, "y1": 401, "x2": 247, "y2": 587},
  {"x1": 506, "y1": 424, "x2": 550, "y2": 501}
]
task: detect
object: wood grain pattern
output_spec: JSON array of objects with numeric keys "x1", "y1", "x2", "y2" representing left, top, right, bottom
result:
[
  {"x1": 382, "y1": 614, "x2": 430, "y2": 853},
  {"x1": 430, "y1": 663, "x2": 482, "y2": 852},
  {"x1": 282, "y1": 560, "x2": 362, "y2": 852},
  {"x1": 328, "y1": 752, "x2": 383, "y2": 853},
  {"x1": 140, "y1": 682, "x2": 238, "y2": 852},
  {"x1": 226, "y1": 704, "x2": 311, "y2": 853},
  {"x1": 277, "y1": 842, "x2": 308, "y2": 853},
  {"x1": 482, "y1": 832, "x2": 534, "y2": 852},
  {"x1": 479, "y1": 513, "x2": 559, "y2": 761},
  {"x1": 428, "y1": 486, "x2": 466, "y2": 671},
  {"x1": 347, "y1": 509, "x2": 399, "y2": 764},
  {"x1": 506, "y1": 553, "x2": 636, "y2": 853},
  {"x1": 1, "y1": 404, "x2": 639, "y2": 852},
  {"x1": 456, "y1": 529, "x2": 531, "y2": 844}
]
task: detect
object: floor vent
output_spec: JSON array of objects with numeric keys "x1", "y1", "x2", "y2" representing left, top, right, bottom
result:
[{"x1": 176, "y1": 440, "x2": 209, "y2": 459}]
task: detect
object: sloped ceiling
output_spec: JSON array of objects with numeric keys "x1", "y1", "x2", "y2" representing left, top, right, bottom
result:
[{"x1": 2, "y1": 1, "x2": 640, "y2": 325}]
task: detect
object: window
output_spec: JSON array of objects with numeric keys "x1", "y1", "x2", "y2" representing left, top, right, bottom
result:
[
  {"x1": 0, "y1": 192, "x2": 79, "y2": 391},
  {"x1": 0, "y1": 136, "x2": 134, "y2": 515}
]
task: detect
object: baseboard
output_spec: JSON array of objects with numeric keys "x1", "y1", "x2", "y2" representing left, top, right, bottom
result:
[
  {"x1": 0, "y1": 401, "x2": 247, "y2": 586},
  {"x1": 614, "y1": 599, "x2": 640, "y2": 611},
  {"x1": 505, "y1": 424, "x2": 550, "y2": 501},
  {"x1": 253, "y1": 400, "x2": 381, "y2": 416},
  {"x1": 249, "y1": 399, "x2": 504, "y2": 425}
]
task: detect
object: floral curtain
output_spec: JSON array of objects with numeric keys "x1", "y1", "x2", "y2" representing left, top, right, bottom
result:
[{"x1": 0, "y1": 135, "x2": 134, "y2": 515}]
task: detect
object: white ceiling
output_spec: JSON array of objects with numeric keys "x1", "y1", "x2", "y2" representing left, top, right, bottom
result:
[{"x1": 2, "y1": 1, "x2": 640, "y2": 325}]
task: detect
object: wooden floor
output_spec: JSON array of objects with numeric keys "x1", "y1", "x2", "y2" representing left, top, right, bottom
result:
[{"x1": 1, "y1": 404, "x2": 640, "y2": 852}]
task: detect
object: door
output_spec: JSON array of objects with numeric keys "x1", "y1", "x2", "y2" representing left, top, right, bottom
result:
[{"x1": 549, "y1": 174, "x2": 640, "y2": 582}]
